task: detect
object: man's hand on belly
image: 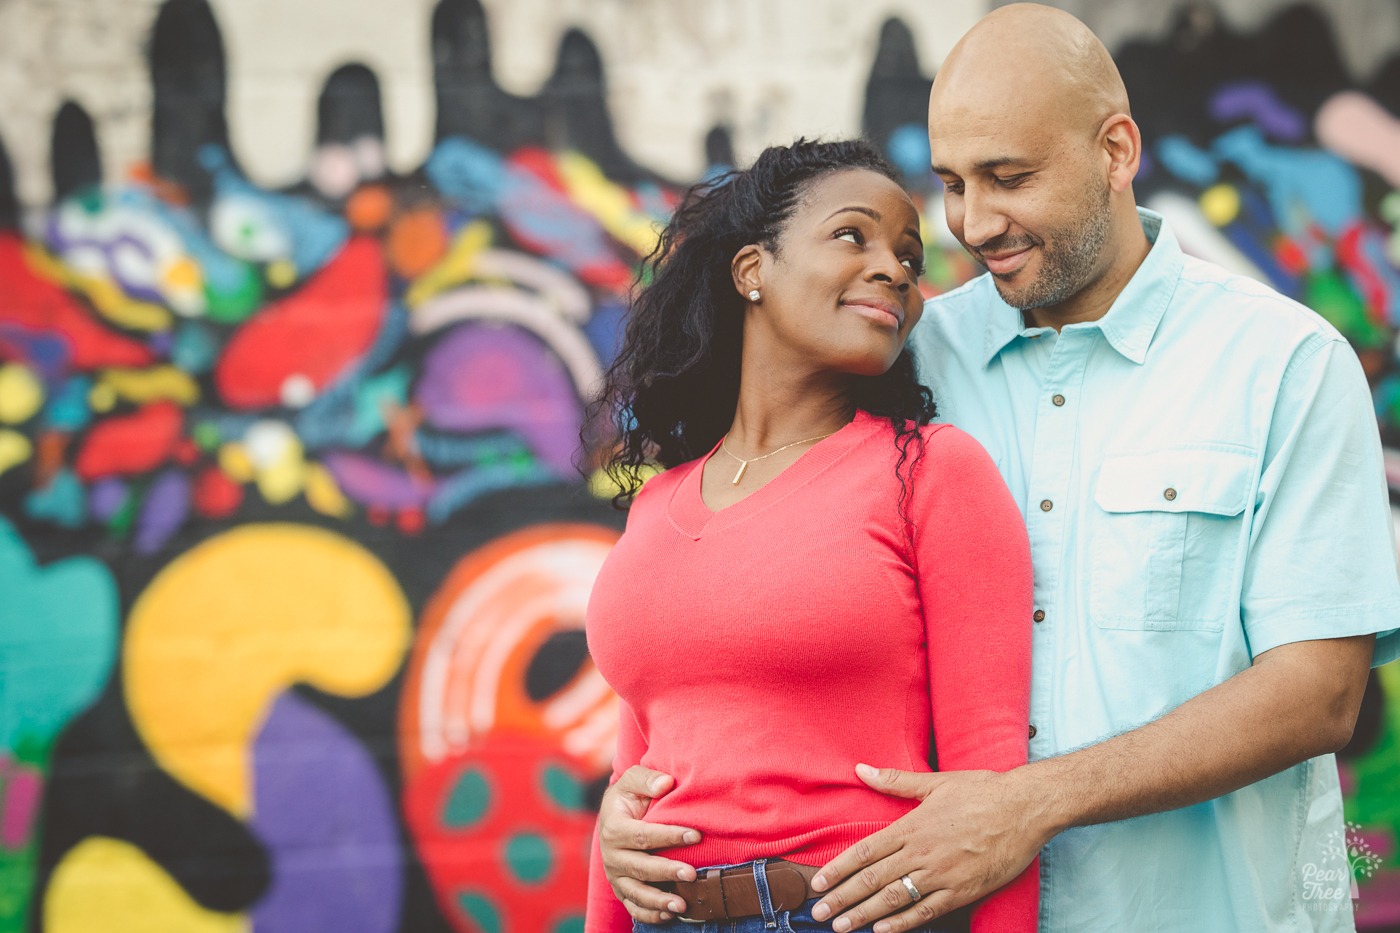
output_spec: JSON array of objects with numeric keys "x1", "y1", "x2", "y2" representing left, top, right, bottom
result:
[
  {"x1": 599, "y1": 765, "x2": 702, "y2": 922},
  {"x1": 810, "y1": 765, "x2": 1048, "y2": 933}
]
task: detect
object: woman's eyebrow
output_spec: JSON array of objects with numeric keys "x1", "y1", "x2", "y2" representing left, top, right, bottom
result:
[{"x1": 821, "y1": 205, "x2": 881, "y2": 223}]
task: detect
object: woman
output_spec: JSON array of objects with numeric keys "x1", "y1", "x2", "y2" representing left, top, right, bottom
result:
[{"x1": 584, "y1": 139, "x2": 1036, "y2": 933}]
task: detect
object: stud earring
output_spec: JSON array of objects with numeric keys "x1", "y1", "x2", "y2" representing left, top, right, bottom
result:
[{"x1": 747, "y1": 289, "x2": 761, "y2": 302}]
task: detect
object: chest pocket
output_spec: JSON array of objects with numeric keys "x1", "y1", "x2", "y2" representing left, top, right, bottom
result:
[{"x1": 1090, "y1": 447, "x2": 1256, "y2": 631}]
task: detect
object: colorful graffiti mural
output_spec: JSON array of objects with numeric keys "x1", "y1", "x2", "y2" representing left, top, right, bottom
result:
[{"x1": 1, "y1": 0, "x2": 1399, "y2": 930}]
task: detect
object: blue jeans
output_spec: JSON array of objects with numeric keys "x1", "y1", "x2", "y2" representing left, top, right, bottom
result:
[{"x1": 633, "y1": 859, "x2": 967, "y2": 933}]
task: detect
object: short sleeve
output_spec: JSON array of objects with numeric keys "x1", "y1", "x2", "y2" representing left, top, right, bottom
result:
[{"x1": 1242, "y1": 338, "x2": 1400, "y2": 664}]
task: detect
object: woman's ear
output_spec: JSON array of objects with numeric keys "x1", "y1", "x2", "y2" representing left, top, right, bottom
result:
[{"x1": 732, "y1": 244, "x2": 764, "y2": 300}]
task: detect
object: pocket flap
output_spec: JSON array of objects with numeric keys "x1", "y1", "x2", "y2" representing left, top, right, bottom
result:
[{"x1": 1094, "y1": 447, "x2": 1255, "y2": 516}]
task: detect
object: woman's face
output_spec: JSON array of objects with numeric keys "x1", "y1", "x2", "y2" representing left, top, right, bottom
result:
[{"x1": 741, "y1": 168, "x2": 925, "y2": 378}]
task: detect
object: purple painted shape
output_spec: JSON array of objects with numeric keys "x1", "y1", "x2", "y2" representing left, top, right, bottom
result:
[
  {"x1": 415, "y1": 324, "x2": 582, "y2": 473},
  {"x1": 0, "y1": 326, "x2": 71, "y2": 382},
  {"x1": 250, "y1": 691, "x2": 403, "y2": 933},
  {"x1": 134, "y1": 469, "x2": 190, "y2": 555},
  {"x1": 322, "y1": 452, "x2": 437, "y2": 508},
  {"x1": 1210, "y1": 81, "x2": 1306, "y2": 141},
  {"x1": 89, "y1": 477, "x2": 129, "y2": 521},
  {"x1": 0, "y1": 757, "x2": 43, "y2": 851}
]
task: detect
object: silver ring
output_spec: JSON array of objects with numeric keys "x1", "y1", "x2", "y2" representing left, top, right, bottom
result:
[{"x1": 900, "y1": 874, "x2": 922, "y2": 902}]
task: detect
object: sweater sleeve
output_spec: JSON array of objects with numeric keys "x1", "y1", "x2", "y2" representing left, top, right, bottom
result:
[
  {"x1": 586, "y1": 697, "x2": 648, "y2": 933},
  {"x1": 910, "y1": 426, "x2": 1039, "y2": 933}
]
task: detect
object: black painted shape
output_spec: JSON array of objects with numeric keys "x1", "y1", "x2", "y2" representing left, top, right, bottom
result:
[
  {"x1": 432, "y1": 0, "x2": 542, "y2": 149},
  {"x1": 51, "y1": 101, "x2": 102, "y2": 200},
  {"x1": 540, "y1": 29, "x2": 647, "y2": 182},
  {"x1": 1118, "y1": 2, "x2": 1352, "y2": 151},
  {"x1": 149, "y1": 0, "x2": 231, "y2": 202},
  {"x1": 317, "y1": 63, "x2": 386, "y2": 146},
  {"x1": 35, "y1": 679, "x2": 270, "y2": 915},
  {"x1": 0, "y1": 130, "x2": 17, "y2": 230},
  {"x1": 704, "y1": 125, "x2": 735, "y2": 169},
  {"x1": 862, "y1": 18, "x2": 932, "y2": 152},
  {"x1": 524, "y1": 630, "x2": 591, "y2": 702},
  {"x1": 1369, "y1": 53, "x2": 1400, "y2": 116}
]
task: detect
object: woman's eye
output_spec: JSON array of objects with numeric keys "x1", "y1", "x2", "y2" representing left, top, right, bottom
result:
[{"x1": 835, "y1": 228, "x2": 862, "y2": 244}]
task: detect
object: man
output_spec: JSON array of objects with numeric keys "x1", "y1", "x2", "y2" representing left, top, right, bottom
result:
[{"x1": 595, "y1": 5, "x2": 1400, "y2": 931}]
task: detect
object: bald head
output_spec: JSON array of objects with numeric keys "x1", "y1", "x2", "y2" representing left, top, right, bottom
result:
[{"x1": 932, "y1": 3, "x2": 1128, "y2": 136}]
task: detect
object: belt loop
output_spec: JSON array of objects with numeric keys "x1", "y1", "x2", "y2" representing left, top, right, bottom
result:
[{"x1": 752, "y1": 859, "x2": 779, "y2": 929}]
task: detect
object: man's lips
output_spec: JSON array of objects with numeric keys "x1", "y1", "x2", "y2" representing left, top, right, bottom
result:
[
  {"x1": 843, "y1": 298, "x2": 904, "y2": 327},
  {"x1": 977, "y1": 245, "x2": 1034, "y2": 276}
]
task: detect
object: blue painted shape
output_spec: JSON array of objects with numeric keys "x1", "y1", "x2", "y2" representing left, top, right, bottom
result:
[
  {"x1": 24, "y1": 468, "x2": 86, "y2": 529},
  {"x1": 426, "y1": 460, "x2": 558, "y2": 524},
  {"x1": 200, "y1": 145, "x2": 348, "y2": 278},
  {"x1": 172, "y1": 321, "x2": 219, "y2": 374},
  {"x1": 582, "y1": 299, "x2": 625, "y2": 367},
  {"x1": 426, "y1": 138, "x2": 510, "y2": 214},
  {"x1": 887, "y1": 123, "x2": 932, "y2": 179},
  {"x1": 44, "y1": 376, "x2": 92, "y2": 431},
  {"x1": 1210, "y1": 125, "x2": 1363, "y2": 237},
  {"x1": 1156, "y1": 135, "x2": 1220, "y2": 187},
  {"x1": 0, "y1": 516, "x2": 118, "y2": 753}
]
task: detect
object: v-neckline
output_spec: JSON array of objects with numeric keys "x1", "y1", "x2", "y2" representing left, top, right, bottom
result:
[{"x1": 666, "y1": 411, "x2": 883, "y2": 540}]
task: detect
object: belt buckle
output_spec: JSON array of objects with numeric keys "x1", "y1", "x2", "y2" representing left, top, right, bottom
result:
[{"x1": 675, "y1": 917, "x2": 705, "y2": 925}]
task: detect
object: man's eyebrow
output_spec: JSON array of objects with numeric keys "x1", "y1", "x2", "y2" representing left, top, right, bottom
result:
[
  {"x1": 822, "y1": 205, "x2": 882, "y2": 223},
  {"x1": 930, "y1": 157, "x2": 1030, "y2": 174}
]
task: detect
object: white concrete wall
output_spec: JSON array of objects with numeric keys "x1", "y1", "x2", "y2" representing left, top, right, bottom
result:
[{"x1": 0, "y1": 0, "x2": 1392, "y2": 208}]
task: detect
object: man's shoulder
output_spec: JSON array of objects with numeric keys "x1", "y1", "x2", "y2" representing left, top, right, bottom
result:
[
  {"x1": 917, "y1": 274, "x2": 996, "y2": 349},
  {"x1": 1173, "y1": 254, "x2": 1346, "y2": 350}
]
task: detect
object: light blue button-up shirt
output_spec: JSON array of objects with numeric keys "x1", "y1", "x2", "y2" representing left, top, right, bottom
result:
[{"x1": 912, "y1": 208, "x2": 1400, "y2": 932}]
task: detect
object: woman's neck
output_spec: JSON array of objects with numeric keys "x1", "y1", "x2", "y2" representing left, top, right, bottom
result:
[{"x1": 725, "y1": 374, "x2": 855, "y2": 453}]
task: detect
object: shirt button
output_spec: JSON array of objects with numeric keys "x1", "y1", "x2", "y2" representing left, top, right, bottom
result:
[
  {"x1": 1033, "y1": 609, "x2": 1045, "y2": 623},
  {"x1": 1163, "y1": 487, "x2": 1178, "y2": 501},
  {"x1": 1052, "y1": 394, "x2": 1065, "y2": 407},
  {"x1": 1040, "y1": 499, "x2": 1053, "y2": 512},
  {"x1": 1028, "y1": 724, "x2": 1038, "y2": 739}
]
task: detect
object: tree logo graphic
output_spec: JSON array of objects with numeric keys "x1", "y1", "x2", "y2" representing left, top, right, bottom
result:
[{"x1": 1322, "y1": 822, "x2": 1383, "y2": 899}]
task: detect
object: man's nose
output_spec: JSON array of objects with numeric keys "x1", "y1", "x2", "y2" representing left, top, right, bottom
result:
[{"x1": 961, "y1": 189, "x2": 1010, "y2": 249}]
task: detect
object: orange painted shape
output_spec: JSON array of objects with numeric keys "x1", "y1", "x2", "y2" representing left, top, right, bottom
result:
[
  {"x1": 346, "y1": 185, "x2": 395, "y2": 233},
  {"x1": 387, "y1": 207, "x2": 450, "y2": 279},
  {"x1": 398, "y1": 524, "x2": 621, "y2": 783}
]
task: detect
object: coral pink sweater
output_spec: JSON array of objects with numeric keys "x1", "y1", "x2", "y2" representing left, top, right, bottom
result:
[{"x1": 585, "y1": 413, "x2": 1038, "y2": 932}]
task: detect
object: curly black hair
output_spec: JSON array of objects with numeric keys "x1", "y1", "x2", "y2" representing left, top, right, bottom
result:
[{"x1": 591, "y1": 138, "x2": 936, "y2": 504}]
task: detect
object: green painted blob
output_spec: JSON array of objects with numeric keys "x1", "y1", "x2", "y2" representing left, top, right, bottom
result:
[
  {"x1": 1304, "y1": 270, "x2": 1384, "y2": 348},
  {"x1": 505, "y1": 832, "x2": 553, "y2": 884},
  {"x1": 553, "y1": 916, "x2": 585, "y2": 933},
  {"x1": 441, "y1": 768, "x2": 491, "y2": 829},
  {"x1": 541, "y1": 764, "x2": 584, "y2": 812},
  {"x1": 456, "y1": 892, "x2": 501, "y2": 933}
]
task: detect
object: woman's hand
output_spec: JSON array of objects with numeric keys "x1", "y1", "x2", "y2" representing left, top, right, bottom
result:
[{"x1": 599, "y1": 765, "x2": 703, "y2": 922}]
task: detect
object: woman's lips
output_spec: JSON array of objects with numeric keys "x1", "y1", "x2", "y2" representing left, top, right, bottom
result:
[{"x1": 843, "y1": 299, "x2": 904, "y2": 327}]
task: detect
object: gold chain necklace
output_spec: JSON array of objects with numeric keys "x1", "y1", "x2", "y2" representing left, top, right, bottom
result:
[{"x1": 718, "y1": 431, "x2": 837, "y2": 485}]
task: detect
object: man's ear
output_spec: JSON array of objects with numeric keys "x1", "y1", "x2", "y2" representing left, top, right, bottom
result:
[
  {"x1": 1101, "y1": 113, "x2": 1142, "y2": 192},
  {"x1": 732, "y1": 243, "x2": 765, "y2": 299}
]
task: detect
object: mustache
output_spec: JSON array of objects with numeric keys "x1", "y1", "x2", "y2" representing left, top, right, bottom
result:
[{"x1": 968, "y1": 233, "x2": 1042, "y2": 262}]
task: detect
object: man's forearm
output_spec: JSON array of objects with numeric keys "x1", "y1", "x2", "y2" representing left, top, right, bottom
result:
[{"x1": 1014, "y1": 636, "x2": 1373, "y2": 838}]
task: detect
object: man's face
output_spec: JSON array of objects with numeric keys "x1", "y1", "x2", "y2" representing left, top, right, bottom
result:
[{"x1": 929, "y1": 100, "x2": 1112, "y2": 313}]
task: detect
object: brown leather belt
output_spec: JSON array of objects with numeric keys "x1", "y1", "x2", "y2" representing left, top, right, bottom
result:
[{"x1": 659, "y1": 859, "x2": 821, "y2": 923}]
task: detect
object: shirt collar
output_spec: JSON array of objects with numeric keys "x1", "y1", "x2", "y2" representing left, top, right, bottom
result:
[{"x1": 980, "y1": 207, "x2": 1183, "y2": 367}]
